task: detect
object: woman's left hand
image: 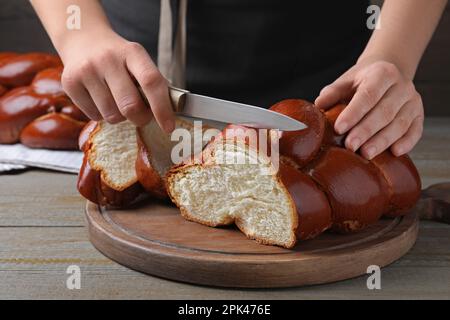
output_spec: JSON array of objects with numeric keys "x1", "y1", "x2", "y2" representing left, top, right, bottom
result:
[{"x1": 315, "y1": 60, "x2": 424, "y2": 160}]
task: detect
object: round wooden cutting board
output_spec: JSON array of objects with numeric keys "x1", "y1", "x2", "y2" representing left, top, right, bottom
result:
[{"x1": 85, "y1": 198, "x2": 420, "y2": 288}]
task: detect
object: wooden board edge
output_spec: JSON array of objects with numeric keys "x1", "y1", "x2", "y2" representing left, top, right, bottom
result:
[{"x1": 85, "y1": 201, "x2": 419, "y2": 288}]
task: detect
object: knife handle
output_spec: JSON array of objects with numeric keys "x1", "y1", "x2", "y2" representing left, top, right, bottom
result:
[
  {"x1": 169, "y1": 86, "x2": 189, "y2": 112},
  {"x1": 138, "y1": 86, "x2": 189, "y2": 112}
]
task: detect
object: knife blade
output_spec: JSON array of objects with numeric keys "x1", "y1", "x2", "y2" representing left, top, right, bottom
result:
[
  {"x1": 140, "y1": 86, "x2": 307, "y2": 131},
  {"x1": 183, "y1": 93, "x2": 307, "y2": 131}
]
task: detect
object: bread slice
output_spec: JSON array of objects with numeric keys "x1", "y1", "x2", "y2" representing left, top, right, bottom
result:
[
  {"x1": 166, "y1": 125, "x2": 332, "y2": 248},
  {"x1": 78, "y1": 116, "x2": 215, "y2": 205},
  {"x1": 89, "y1": 120, "x2": 139, "y2": 190},
  {"x1": 167, "y1": 132, "x2": 297, "y2": 247},
  {"x1": 77, "y1": 120, "x2": 143, "y2": 206},
  {"x1": 136, "y1": 117, "x2": 216, "y2": 198}
]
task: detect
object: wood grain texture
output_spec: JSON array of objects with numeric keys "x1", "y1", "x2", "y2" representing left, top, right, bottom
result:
[
  {"x1": 410, "y1": 118, "x2": 450, "y2": 187},
  {"x1": 0, "y1": 222, "x2": 448, "y2": 299},
  {"x1": 0, "y1": 171, "x2": 84, "y2": 227},
  {"x1": 0, "y1": 117, "x2": 449, "y2": 298},
  {"x1": 85, "y1": 200, "x2": 419, "y2": 288},
  {"x1": 417, "y1": 183, "x2": 450, "y2": 224}
]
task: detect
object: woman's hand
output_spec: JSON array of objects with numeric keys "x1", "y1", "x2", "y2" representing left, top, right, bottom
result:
[
  {"x1": 60, "y1": 29, "x2": 175, "y2": 132},
  {"x1": 315, "y1": 60, "x2": 424, "y2": 160}
]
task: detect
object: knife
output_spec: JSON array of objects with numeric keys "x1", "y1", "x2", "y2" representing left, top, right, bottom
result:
[{"x1": 139, "y1": 86, "x2": 307, "y2": 131}]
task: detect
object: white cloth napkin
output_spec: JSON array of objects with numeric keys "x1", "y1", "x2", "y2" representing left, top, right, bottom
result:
[
  {"x1": 0, "y1": 144, "x2": 82, "y2": 174},
  {"x1": 0, "y1": 163, "x2": 26, "y2": 172}
]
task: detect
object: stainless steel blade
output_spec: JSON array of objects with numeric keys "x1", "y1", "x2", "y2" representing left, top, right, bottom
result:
[{"x1": 180, "y1": 93, "x2": 307, "y2": 131}]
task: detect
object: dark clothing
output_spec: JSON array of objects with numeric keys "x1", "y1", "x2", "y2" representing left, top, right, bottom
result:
[{"x1": 102, "y1": 0, "x2": 371, "y2": 107}]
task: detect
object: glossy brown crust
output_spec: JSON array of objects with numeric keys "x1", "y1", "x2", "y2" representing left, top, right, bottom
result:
[
  {"x1": 324, "y1": 103, "x2": 346, "y2": 127},
  {"x1": 323, "y1": 103, "x2": 346, "y2": 147},
  {"x1": 0, "y1": 87, "x2": 52, "y2": 143},
  {"x1": 30, "y1": 66, "x2": 65, "y2": 96},
  {"x1": 135, "y1": 130, "x2": 168, "y2": 199},
  {"x1": 218, "y1": 124, "x2": 278, "y2": 156},
  {"x1": 78, "y1": 121, "x2": 98, "y2": 151},
  {"x1": 0, "y1": 67, "x2": 72, "y2": 144},
  {"x1": 0, "y1": 85, "x2": 7, "y2": 97},
  {"x1": 60, "y1": 105, "x2": 89, "y2": 122},
  {"x1": 0, "y1": 52, "x2": 18, "y2": 62},
  {"x1": 29, "y1": 67, "x2": 71, "y2": 107},
  {"x1": 0, "y1": 53, "x2": 19, "y2": 75},
  {"x1": 322, "y1": 102, "x2": 421, "y2": 215},
  {"x1": 77, "y1": 122, "x2": 143, "y2": 207},
  {"x1": 278, "y1": 163, "x2": 332, "y2": 240},
  {"x1": 307, "y1": 147, "x2": 390, "y2": 233},
  {"x1": 77, "y1": 156, "x2": 143, "y2": 207},
  {"x1": 270, "y1": 99, "x2": 326, "y2": 168},
  {"x1": 77, "y1": 156, "x2": 102, "y2": 204},
  {"x1": 372, "y1": 151, "x2": 421, "y2": 216},
  {"x1": 20, "y1": 113, "x2": 86, "y2": 150},
  {"x1": 0, "y1": 52, "x2": 62, "y2": 88}
]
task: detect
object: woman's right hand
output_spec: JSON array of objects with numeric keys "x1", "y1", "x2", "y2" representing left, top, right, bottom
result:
[{"x1": 59, "y1": 29, "x2": 175, "y2": 132}]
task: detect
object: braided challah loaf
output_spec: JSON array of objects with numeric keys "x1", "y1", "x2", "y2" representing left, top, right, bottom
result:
[
  {"x1": 77, "y1": 98, "x2": 421, "y2": 247},
  {"x1": 165, "y1": 100, "x2": 421, "y2": 248},
  {"x1": 0, "y1": 52, "x2": 88, "y2": 149},
  {"x1": 73, "y1": 89, "x2": 421, "y2": 247}
]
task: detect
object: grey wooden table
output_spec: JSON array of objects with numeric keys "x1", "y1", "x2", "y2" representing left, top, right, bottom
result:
[{"x1": 0, "y1": 117, "x2": 449, "y2": 299}]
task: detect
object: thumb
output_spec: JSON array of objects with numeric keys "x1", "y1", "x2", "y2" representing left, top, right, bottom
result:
[{"x1": 314, "y1": 71, "x2": 354, "y2": 110}]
